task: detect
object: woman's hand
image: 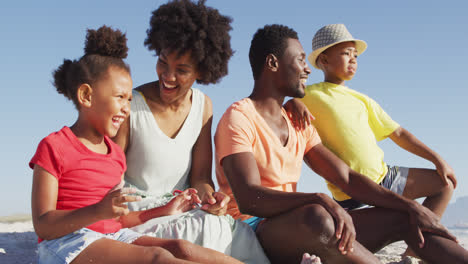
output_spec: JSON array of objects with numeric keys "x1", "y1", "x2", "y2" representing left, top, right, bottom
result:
[
  {"x1": 200, "y1": 191, "x2": 230, "y2": 216},
  {"x1": 283, "y1": 98, "x2": 315, "y2": 130},
  {"x1": 165, "y1": 188, "x2": 202, "y2": 215}
]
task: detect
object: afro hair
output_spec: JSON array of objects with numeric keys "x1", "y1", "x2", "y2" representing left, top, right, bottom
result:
[
  {"x1": 145, "y1": 0, "x2": 233, "y2": 85},
  {"x1": 53, "y1": 25, "x2": 130, "y2": 107}
]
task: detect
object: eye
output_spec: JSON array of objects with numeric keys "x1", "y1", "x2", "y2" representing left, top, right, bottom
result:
[{"x1": 157, "y1": 58, "x2": 168, "y2": 66}]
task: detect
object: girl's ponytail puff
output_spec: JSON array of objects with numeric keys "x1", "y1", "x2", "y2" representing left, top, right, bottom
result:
[{"x1": 53, "y1": 59, "x2": 76, "y2": 100}]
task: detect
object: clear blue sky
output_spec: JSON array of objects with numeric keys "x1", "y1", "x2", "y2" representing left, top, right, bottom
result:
[{"x1": 1, "y1": 0, "x2": 467, "y2": 216}]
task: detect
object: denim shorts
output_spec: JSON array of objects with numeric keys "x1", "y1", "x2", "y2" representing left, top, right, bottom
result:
[
  {"x1": 337, "y1": 165, "x2": 409, "y2": 211},
  {"x1": 38, "y1": 228, "x2": 143, "y2": 264}
]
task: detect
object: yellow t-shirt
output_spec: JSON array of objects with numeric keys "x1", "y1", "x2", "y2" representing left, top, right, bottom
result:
[
  {"x1": 301, "y1": 82, "x2": 400, "y2": 201},
  {"x1": 215, "y1": 98, "x2": 322, "y2": 220}
]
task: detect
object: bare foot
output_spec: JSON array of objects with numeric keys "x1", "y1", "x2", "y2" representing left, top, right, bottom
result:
[
  {"x1": 402, "y1": 247, "x2": 420, "y2": 259},
  {"x1": 301, "y1": 253, "x2": 321, "y2": 264}
]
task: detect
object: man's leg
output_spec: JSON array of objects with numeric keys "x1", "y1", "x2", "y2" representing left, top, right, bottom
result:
[
  {"x1": 255, "y1": 204, "x2": 381, "y2": 264},
  {"x1": 350, "y1": 207, "x2": 468, "y2": 264}
]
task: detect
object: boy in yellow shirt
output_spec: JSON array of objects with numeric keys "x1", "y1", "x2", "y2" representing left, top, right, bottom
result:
[{"x1": 299, "y1": 23, "x2": 456, "y2": 257}]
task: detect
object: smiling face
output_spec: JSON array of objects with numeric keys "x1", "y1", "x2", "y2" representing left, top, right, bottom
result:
[
  {"x1": 156, "y1": 50, "x2": 200, "y2": 105},
  {"x1": 320, "y1": 41, "x2": 358, "y2": 84},
  {"x1": 276, "y1": 38, "x2": 311, "y2": 98},
  {"x1": 88, "y1": 66, "x2": 133, "y2": 138}
]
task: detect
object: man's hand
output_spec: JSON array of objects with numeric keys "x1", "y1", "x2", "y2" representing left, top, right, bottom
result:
[
  {"x1": 408, "y1": 201, "x2": 458, "y2": 248},
  {"x1": 200, "y1": 191, "x2": 230, "y2": 216},
  {"x1": 319, "y1": 194, "x2": 356, "y2": 255}
]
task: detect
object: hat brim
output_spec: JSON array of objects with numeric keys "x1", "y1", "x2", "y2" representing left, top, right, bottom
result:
[{"x1": 308, "y1": 39, "x2": 367, "y2": 69}]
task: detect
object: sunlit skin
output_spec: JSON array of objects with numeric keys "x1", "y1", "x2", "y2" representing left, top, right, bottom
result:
[
  {"x1": 318, "y1": 41, "x2": 358, "y2": 86},
  {"x1": 71, "y1": 66, "x2": 132, "y2": 154},
  {"x1": 277, "y1": 38, "x2": 311, "y2": 98},
  {"x1": 156, "y1": 50, "x2": 200, "y2": 107}
]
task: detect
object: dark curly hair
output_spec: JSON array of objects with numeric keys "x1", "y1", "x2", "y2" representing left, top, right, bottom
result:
[
  {"x1": 53, "y1": 25, "x2": 130, "y2": 107},
  {"x1": 145, "y1": 0, "x2": 233, "y2": 85},
  {"x1": 249, "y1": 24, "x2": 298, "y2": 80}
]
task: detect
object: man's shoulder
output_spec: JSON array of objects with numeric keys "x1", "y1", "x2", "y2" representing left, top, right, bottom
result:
[{"x1": 220, "y1": 98, "x2": 253, "y2": 121}]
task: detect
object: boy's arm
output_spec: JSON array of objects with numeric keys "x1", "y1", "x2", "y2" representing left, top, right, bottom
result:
[
  {"x1": 283, "y1": 98, "x2": 315, "y2": 130},
  {"x1": 389, "y1": 126, "x2": 457, "y2": 188},
  {"x1": 304, "y1": 143, "x2": 457, "y2": 245}
]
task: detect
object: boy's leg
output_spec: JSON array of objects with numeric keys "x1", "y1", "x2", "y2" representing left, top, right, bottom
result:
[
  {"x1": 255, "y1": 204, "x2": 381, "y2": 264},
  {"x1": 402, "y1": 168, "x2": 454, "y2": 217},
  {"x1": 386, "y1": 166, "x2": 454, "y2": 258},
  {"x1": 350, "y1": 207, "x2": 468, "y2": 264}
]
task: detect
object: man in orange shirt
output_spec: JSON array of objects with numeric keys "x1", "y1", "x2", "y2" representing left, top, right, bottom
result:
[{"x1": 215, "y1": 24, "x2": 467, "y2": 264}]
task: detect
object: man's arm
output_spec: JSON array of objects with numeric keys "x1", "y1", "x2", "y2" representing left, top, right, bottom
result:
[
  {"x1": 222, "y1": 151, "x2": 357, "y2": 253},
  {"x1": 389, "y1": 126, "x2": 456, "y2": 187},
  {"x1": 304, "y1": 143, "x2": 457, "y2": 244},
  {"x1": 221, "y1": 152, "x2": 335, "y2": 218}
]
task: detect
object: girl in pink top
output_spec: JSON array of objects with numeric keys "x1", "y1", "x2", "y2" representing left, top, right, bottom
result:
[{"x1": 30, "y1": 25, "x2": 242, "y2": 264}]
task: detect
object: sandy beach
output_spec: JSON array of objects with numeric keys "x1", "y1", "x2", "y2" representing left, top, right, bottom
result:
[{"x1": 1, "y1": 217, "x2": 467, "y2": 264}]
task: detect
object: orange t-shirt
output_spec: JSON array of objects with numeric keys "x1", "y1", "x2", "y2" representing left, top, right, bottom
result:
[{"x1": 215, "y1": 98, "x2": 321, "y2": 220}]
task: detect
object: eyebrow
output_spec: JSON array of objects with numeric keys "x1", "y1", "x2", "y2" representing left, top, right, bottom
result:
[{"x1": 160, "y1": 53, "x2": 194, "y2": 68}]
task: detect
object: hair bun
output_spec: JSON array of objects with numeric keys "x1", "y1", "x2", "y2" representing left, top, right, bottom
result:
[{"x1": 84, "y1": 25, "x2": 128, "y2": 59}]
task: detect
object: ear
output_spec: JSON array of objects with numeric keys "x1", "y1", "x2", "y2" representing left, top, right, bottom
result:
[
  {"x1": 266, "y1": 54, "x2": 279, "y2": 72},
  {"x1": 317, "y1": 53, "x2": 328, "y2": 68},
  {"x1": 76, "y1": 83, "x2": 93, "y2": 108}
]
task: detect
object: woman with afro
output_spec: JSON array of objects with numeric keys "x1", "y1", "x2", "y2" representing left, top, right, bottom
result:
[{"x1": 113, "y1": 0, "x2": 270, "y2": 263}]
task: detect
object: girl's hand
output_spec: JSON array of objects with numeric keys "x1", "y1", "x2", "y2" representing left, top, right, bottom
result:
[
  {"x1": 165, "y1": 188, "x2": 201, "y2": 215},
  {"x1": 283, "y1": 99, "x2": 315, "y2": 130},
  {"x1": 200, "y1": 191, "x2": 230, "y2": 216},
  {"x1": 95, "y1": 186, "x2": 141, "y2": 220}
]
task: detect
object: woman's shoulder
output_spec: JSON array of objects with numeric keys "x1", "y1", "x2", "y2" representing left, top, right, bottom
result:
[{"x1": 134, "y1": 81, "x2": 157, "y2": 97}]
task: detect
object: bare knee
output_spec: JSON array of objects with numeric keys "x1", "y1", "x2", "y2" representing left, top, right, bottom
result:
[
  {"x1": 300, "y1": 204, "x2": 336, "y2": 245},
  {"x1": 442, "y1": 178, "x2": 454, "y2": 195},
  {"x1": 165, "y1": 239, "x2": 196, "y2": 259},
  {"x1": 146, "y1": 247, "x2": 176, "y2": 264}
]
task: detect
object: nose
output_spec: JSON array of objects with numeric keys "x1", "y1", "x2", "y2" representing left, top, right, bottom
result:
[
  {"x1": 122, "y1": 100, "x2": 130, "y2": 116},
  {"x1": 162, "y1": 68, "x2": 176, "y2": 82},
  {"x1": 304, "y1": 64, "x2": 312, "y2": 75}
]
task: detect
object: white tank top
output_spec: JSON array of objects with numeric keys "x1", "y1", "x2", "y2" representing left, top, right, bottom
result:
[{"x1": 125, "y1": 88, "x2": 205, "y2": 197}]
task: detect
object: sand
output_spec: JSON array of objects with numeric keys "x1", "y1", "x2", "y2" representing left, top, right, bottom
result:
[{"x1": 1, "y1": 219, "x2": 467, "y2": 264}]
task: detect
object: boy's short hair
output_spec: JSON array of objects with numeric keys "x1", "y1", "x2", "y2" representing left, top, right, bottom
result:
[{"x1": 249, "y1": 24, "x2": 298, "y2": 80}]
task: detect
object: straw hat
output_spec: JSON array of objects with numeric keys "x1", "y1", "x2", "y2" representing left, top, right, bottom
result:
[{"x1": 308, "y1": 24, "x2": 367, "y2": 69}]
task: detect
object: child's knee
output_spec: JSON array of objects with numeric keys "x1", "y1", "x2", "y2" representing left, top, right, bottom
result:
[
  {"x1": 166, "y1": 239, "x2": 197, "y2": 259},
  {"x1": 149, "y1": 247, "x2": 176, "y2": 264}
]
